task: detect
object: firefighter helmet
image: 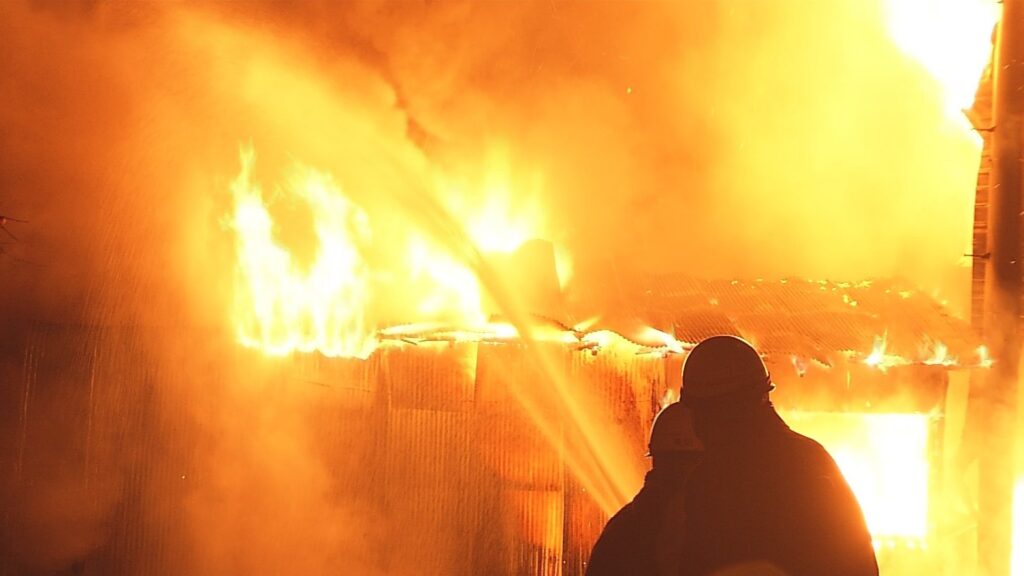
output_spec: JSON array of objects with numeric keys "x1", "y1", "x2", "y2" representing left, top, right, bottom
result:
[
  {"x1": 680, "y1": 335, "x2": 773, "y2": 402},
  {"x1": 647, "y1": 401, "x2": 703, "y2": 455}
]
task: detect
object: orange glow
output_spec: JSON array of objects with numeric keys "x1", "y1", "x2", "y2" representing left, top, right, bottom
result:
[
  {"x1": 635, "y1": 326, "x2": 686, "y2": 353},
  {"x1": 378, "y1": 321, "x2": 582, "y2": 346},
  {"x1": 790, "y1": 355, "x2": 808, "y2": 377},
  {"x1": 862, "y1": 334, "x2": 981, "y2": 369},
  {"x1": 407, "y1": 233, "x2": 484, "y2": 322},
  {"x1": 923, "y1": 340, "x2": 957, "y2": 366},
  {"x1": 864, "y1": 333, "x2": 910, "y2": 371},
  {"x1": 885, "y1": 0, "x2": 999, "y2": 118},
  {"x1": 407, "y1": 154, "x2": 554, "y2": 323},
  {"x1": 572, "y1": 316, "x2": 601, "y2": 333},
  {"x1": 786, "y1": 412, "x2": 931, "y2": 540},
  {"x1": 226, "y1": 147, "x2": 377, "y2": 359},
  {"x1": 228, "y1": 146, "x2": 569, "y2": 357},
  {"x1": 580, "y1": 330, "x2": 629, "y2": 352},
  {"x1": 978, "y1": 345, "x2": 994, "y2": 368}
]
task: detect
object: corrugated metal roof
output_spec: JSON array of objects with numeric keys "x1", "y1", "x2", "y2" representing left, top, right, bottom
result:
[{"x1": 586, "y1": 276, "x2": 982, "y2": 368}]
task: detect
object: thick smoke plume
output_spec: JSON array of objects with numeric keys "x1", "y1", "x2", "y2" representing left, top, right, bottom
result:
[{"x1": 0, "y1": 0, "x2": 981, "y2": 323}]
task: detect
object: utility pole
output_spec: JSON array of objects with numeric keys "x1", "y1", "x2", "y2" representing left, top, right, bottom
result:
[{"x1": 979, "y1": 2, "x2": 1024, "y2": 574}]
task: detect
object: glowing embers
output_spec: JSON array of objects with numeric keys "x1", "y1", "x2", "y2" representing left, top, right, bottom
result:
[
  {"x1": 227, "y1": 147, "x2": 377, "y2": 359},
  {"x1": 785, "y1": 411, "x2": 931, "y2": 541}
]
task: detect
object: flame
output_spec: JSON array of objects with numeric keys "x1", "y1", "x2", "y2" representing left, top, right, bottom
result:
[
  {"x1": 787, "y1": 412, "x2": 931, "y2": 540},
  {"x1": 226, "y1": 147, "x2": 377, "y2": 359},
  {"x1": 578, "y1": 328, "x2": 688, "y2": 356},
  {"x1": 865, "y1": 335, "x2": 974, "y2": 369},
  {"x1": 864, "y1": 332, "x2": 910, "y2": 371},
  {"x1": 227, "y1": 145, "x2": 569, "y2": 357},
  {"x1": 978, "y1": 344, "x2": 994, "y2": 368},
  {"x1": 864, "y1": 333, "x2": 888, "y2": 367},
  {"x1": 580, "y1": 330, "x2": 626, "y2": 351},
  {"x1": 572, "y1": 316, "x2": 601, "y2": 333},
  {"x1": 636, "y1": 326, "x2": 686, "y2": 354},
  {"x1": 791, "y1": 355, "x2": 808, "y2": 377},
  {"x1": 407, "y1": 233, "x2": 484, "y2": 322},
  {"x1": 405, "y1": 149, "x2": 566, "y2": 324},
  {"x1": 884, "y1": 0, "x2": 1000, "y2": 118},
  {"x1": 378, "y1": 320, "x2": 582, "y2": 346},
  {"x1": 923, "y1": 340, "x2": 958, "y2": 366}
]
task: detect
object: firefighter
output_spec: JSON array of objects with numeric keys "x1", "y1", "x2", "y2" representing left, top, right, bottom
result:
[
  {"x1": 586, "y1": 400, "x2": 703, "y2": 576},
  {"x1": 678, "y1": 336, "x2": 878, "y2": 576}
]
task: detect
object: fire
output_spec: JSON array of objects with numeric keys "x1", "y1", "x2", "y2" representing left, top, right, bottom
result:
[
  {"x1": 227, "y1": 146, "x2": 566, "y2": 357},
  {"x1": 377, "y1": 320, "x2": 583, "y2": 346},
  {"x1": 578, "y1": 328, "x2": 687, "y2": 356},
  {"x1": 884, "y1": 0, "x2": 1000, "y2": 117},
  {"x1": 864, "y1": 334, "x2": 887, "y2": 367},
  {"x1": 864, "y1": 332, "x2": 910, "y2": 371},
  {"x1": 791, "y1": 355, "x2": 808, "y2": 378},
  {"x1": 1014, "y1": 480, "x2": 1024, "y2": 576},
  {"x1": 407, "y1": 233, "x2": 484, "y2": 322},
  {"x1": 977, "y1": 344, "x2": 994, "y2": 368},
  {"x1": 580, "y1": 330, "x2": 630, "y2": 352},
  {"x1": 407, "y1": 173, "x2": 547, "y2": 323},
  {"x1": 923, "y1": 340, "x2": 957, "y2": 366},
  {"x1": 786, "y1": 412, "x2": 931, "y2": 541},
  {"x1": 226, "y1": 147, "x2": 377, "y2": 359},
  {"x1": 862, "y1": 334, "x2": 977, "y2": 369},
  {"x1": 635, "y1": 326, "x2": 686, "y2": 354}
]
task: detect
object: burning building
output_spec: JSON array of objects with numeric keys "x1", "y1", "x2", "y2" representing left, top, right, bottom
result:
[
  {"x1": 0, "y1": 264, "x2": 989, "y2": 574},
  {"x1": 0, "y1": 0, "x2": 1018, "y2": 574}
]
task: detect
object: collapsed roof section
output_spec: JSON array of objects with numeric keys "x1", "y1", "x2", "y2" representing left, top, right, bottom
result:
[
  {"x1": 606, "y1": 276, "x2": 984, "y2": 370},
  {"x1": 382, "y1": 272, "x2": 983, "y2": 374}
]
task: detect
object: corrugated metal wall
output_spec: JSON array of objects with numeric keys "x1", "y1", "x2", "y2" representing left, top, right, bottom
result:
[
  {"x1": 1, "y1": 325, "x2": 204, "y2": 576},
  {"x1": 0, "y1": 328, "x2": 667, "y2": 575},
  {"x1": 1, "y1": 323, "x2": 962, "y2": 575}
]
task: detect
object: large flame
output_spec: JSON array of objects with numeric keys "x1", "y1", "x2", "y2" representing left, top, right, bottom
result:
[
  {"x1": 227, "y1": 146, "x2": 564, "y2": 357},
  {"x1": 885, "y1": 0, "x2": 1000, "y2": 118},
  {"x1": 227, "y1": 147, "x2": 377, "y2": 359},
  {"x1": 408, "y1": 161, "x2": 548, "y2": 323}
]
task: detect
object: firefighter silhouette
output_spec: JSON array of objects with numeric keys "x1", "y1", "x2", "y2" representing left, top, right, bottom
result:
[
  {"x1": 678, "y1": 336, "x2": 878, "y2": 576},
  {"x1": 587, "y1": 400, "x2": 703, "y2": 576}
]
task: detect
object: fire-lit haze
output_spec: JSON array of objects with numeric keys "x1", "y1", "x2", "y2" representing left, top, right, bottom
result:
[
  {"x1": 886, "y1": 0, "x2": 999, "y2": 117},
  {"x1": 0, "y1": 0, "x2": 1000, "y2": 574},
  {"x1": 787, "y1": 412, "x2": 932, "y2": 540}
]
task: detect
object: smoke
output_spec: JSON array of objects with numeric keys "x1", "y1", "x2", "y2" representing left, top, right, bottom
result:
[
  {"x1": 0, "y1": 0, "x2": 981, "y2": 320},
  {"x1": 0, "y1": 0, "x2": 985, "y2": 573},
  {"x1": 199, "y1": 0, "x2": 979, "y2": 307}
]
